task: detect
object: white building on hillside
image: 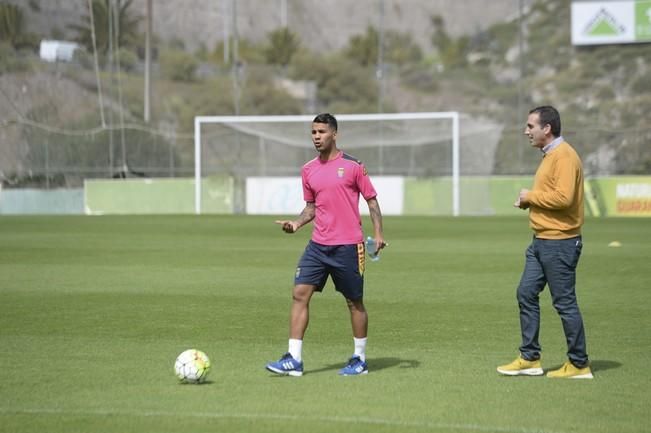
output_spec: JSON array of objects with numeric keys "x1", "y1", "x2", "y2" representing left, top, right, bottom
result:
[{"x1": 39, "y1": 40, "x2": 80, "y2": 62}]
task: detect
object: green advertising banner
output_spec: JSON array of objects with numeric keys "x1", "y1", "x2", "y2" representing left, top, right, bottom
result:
[
  {"x1": 403, "y1": 176, "x2": 651, "y2": 217},
  {"x1": 588, "y1": 176, "x2": 651, "y2": 217}
]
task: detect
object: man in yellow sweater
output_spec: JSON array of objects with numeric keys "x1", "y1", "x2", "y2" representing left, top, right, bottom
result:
[{"x1": 497, "y1": 106, "x2": 593, "y2": 379}]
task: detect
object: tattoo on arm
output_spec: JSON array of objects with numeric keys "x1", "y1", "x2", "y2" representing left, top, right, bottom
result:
[
  {"x1": 367, "y1": 198, "x2": 383, "y2": 233},
  {"x1": 296, "y1": 202, "x2": 316, "y2": 229}
]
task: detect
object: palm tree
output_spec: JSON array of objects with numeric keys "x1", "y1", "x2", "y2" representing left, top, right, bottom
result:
[{"x1": 70, "y1": 0, "x2": 141, "y2": 54}]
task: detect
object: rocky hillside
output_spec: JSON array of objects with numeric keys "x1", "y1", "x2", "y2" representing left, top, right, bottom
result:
[
  {"x1": 14, "y1": 0, "x2": 531, "y2": 51},
  {"x1": 2, "y1": 0, "x2": 649, "y2": 181}
]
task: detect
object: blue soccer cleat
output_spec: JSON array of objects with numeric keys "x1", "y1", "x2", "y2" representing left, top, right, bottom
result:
[
  {"x1": 266, "y1": 353, "x2": 304, "y2": 377},
  {"x1": 339, "y1": 355, "x2": 368, "y2": 376}
]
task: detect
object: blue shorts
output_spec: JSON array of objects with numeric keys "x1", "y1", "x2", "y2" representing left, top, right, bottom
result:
[{"x1": 294, "y1": 240, "x2": 366, "y2": 300}]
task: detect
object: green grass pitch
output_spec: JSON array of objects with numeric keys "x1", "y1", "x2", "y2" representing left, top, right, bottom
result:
[{"x1": 1, "y1": 215, "x2": 649, "y2": 433}]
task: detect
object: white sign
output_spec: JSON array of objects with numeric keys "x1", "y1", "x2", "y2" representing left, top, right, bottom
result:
[
  {"x1": 246, "y1": 177, "x2": 304, "y2": 215},
  {"x1": 616, "y1": 183, "x2": 651, "y2": 198},
  {"x1": 246, "y1": 176, "x2": 404, "y2": 215},
  {"x1": 39, "y1": 40, "x2": 79, "y2": 62},
  {"x1": 572, "y1": 1, "x2": 651, "y2": 45},
  {"x1": 359, "y1": 176, "x2": 404, "y2": 216}
]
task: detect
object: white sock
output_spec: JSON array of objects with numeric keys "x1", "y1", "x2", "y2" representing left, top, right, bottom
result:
[
  {"x1": 354, "y1": 337, "x2": 367, "y2": 362},
  {"x1": 288, "y1": 338, "x2": 303, "y2": 362}
]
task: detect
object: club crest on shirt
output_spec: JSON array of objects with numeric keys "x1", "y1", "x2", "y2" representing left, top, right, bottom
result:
[
  {"x1": 363, "y1": 165, "x2": 368, "y2": 176},
  {"x1": 337, "y1": 167, "x2": 345, "y2": 178}
]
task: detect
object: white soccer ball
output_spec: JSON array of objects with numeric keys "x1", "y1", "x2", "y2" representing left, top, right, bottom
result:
[{"x1": 174, "y1": 349, "x2": 211, "y2": 384}]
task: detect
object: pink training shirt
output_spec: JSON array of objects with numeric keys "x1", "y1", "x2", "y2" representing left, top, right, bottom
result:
[{"x1": 302, "y1": 151, "x2": 377, "y2": 245}]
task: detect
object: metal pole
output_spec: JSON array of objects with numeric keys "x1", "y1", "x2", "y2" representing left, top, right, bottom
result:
[
  {"x1": 112, "y1": 0, "x2": 127, "y2": 173},
  {"x1": 232, "y1": 0, "x2": 240, "y2": 115},
  {"x1": 223, "y1": 0, "x2": 229, "y2": 63},
  {"x1": 87, "y1": 0, "x2": 106, "y2": 127},
  {"x1": 194, "y1": 117, "x2": 201, "y2": 214},
  {"x1": 452, "y1": 112, "x2": 460, "y2": 216},
  {"x1": 377, "y1": 0, "x2": 385, "y2": 113},
  {"x1": 143, "y1": 0, "x2": 152, "y2": 123},
  {"x1": 45, "y1": 137, "x2": 50, "y2": 190},
  {"x1": 232, "y1": 0, "x2": 239, "y2": 65},
  {"x1": 517, "y1": 0, "x2": 524, "y2": 173},
  {"x1": 377, "y1": 0, "x2": 386, "y2": 173},
  {"x1": 107, "y1": 0, "x2": 114, "y2": 177}
]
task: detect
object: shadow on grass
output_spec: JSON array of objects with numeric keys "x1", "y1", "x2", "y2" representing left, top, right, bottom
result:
[
  {"x1": 544, "y1": 359, "x2": 622, "y2": 373},
  {"x1": 306, "y1": 357, "x2": 420, "y2": 375},
  {"x1": 177, "y1": 380, "x2": 215, "y2": 385},
  {"x1": 591, "y1": 360, "x2": 622, "y2": 372}
]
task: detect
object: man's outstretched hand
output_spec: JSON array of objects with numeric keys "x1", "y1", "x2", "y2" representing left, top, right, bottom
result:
[{"x1": 275, "y1": 220, "x2": 299, "y2": 233}]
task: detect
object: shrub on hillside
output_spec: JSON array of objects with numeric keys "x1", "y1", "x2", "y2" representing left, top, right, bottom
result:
[{"x1": 160, "y1": 48, "x2": 198, "y2": 82}]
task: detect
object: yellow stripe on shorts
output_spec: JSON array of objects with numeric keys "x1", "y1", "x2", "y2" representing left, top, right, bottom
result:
[{"x1": 357, "y1": 242, "x2": 366, "y2": 276}]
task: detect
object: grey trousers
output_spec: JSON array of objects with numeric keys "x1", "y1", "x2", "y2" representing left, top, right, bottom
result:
[{"x1": 517, "y1": 236, "x2": 589, "y2": 368}]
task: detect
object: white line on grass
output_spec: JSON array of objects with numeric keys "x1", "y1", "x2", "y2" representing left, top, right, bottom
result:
[{"x1": 0, "y1": 407, "x2": 564, "y2": 433}]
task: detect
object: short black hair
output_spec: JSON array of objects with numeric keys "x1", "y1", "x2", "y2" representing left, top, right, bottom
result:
[
  {"x1": 529, "y1": 105, "x2": 561, "y2": 137},
  {"x1": 313, "y1": 113, "x2": 338, "y2": 131}
]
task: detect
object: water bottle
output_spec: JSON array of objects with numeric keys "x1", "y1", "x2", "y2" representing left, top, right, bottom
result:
[{"x1": 365, "y1": 236, "x2": 380, "y2": 262}]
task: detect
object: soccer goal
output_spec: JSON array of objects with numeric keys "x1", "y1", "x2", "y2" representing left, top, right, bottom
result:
[{"x1": 194, "y1": 112, "x2": 460, "y2": 215}]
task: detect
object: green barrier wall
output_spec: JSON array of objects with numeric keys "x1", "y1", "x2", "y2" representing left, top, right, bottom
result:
[
  {"x1": 81, "y1": 176, "x2": 651, "y2": 216},
  {"x1": 403, "y1": 176, "x2": 651, "y2": 217},
  {"x1": 84, "y1": 177, "x2": 233, "y2": 215},
  {"x1": 404, "y1": 177, "x2": 534, "y2": 216}
]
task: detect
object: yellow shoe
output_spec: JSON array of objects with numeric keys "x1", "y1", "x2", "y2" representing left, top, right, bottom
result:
[
  {"x1": 546, "y1": 361, "x2": 593, "y2": 379},
  {"x1": 497, "y1": 356, "x2": 543, "y2": 376}
]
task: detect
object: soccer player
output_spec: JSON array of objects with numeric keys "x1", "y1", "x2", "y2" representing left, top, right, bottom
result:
[
  {"x1": 265, "y1": 113, "x2": 387, "y2": 377},
  {"x1": 497, "y1": 105, "x2": 593, "y2": 379}
]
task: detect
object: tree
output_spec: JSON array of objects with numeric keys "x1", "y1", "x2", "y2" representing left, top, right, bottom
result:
[
  {"x1": 264, "y1": 27, "x2": 300, "y2": 67},
  {"x1": 430, "y1": 15, "x2": 468, "y2": 69},
  {"x1": 289, "y1": 51, "x2": 379, "y2": 112},
  {"x1": 345, "y1": 26, "x2": 423, "y2": 67},
  {"x1": 345, "y1": 26, "x2": 378, "y2": 67},
  {"x1": 0, "y1": 3, "x2": 24, "y2": 46},
  {"x1": 0, "y1": 3, "x2": 37, "y2": 50},
  {"x1": 239, "y1": 69, "x2": 301, "y2": 114},
  {"x1": 70, "y1": 0, "x2": 141, "y2": 54},
  {"x1": 384, "y1": 31, "x2": 423, "y2": 65},
  {"x1": 205, "y1": 38, "x2": 264, "y2": 66},
  {"x1": 160, "y1": 48, "x2": 198, "y2": 82}
]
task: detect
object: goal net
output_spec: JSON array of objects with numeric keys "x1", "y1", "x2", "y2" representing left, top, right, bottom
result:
[{"x1": 194, "y1": 112, "x2": 501, "y2": 216}]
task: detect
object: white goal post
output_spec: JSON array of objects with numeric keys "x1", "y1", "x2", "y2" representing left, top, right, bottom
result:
[{"x1": 194, "y1": 112, "x2": 460, "y2": 215}]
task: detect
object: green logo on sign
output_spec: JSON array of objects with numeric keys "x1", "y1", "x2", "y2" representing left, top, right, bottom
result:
[
  {"x1": 584, "y1": 8, "x2": 626, "y2": 36},
  {"x1": 636, "y1": 0, "x2": 651, "y2": 39}
]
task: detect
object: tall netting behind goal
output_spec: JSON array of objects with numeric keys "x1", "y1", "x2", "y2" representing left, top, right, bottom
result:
[{"x1": 195, "y1": 113, "x2": 503, "y2": 216}]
